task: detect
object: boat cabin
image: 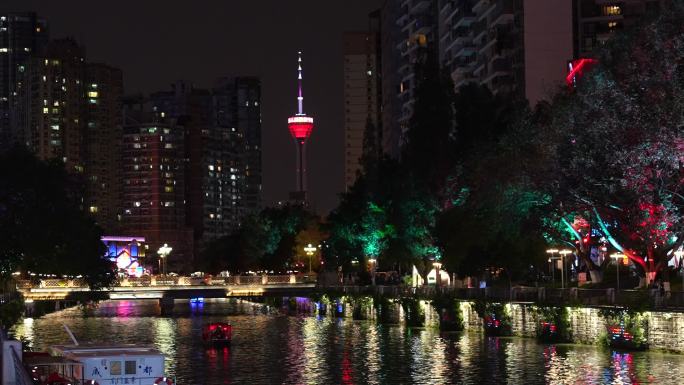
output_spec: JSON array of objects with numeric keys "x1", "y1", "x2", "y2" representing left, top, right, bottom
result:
[{"x1": 45, "y1": 345, "x2": 167, "y2": 384}]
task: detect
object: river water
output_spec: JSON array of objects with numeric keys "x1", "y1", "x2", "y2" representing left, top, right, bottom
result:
[{"x1": 10, "y1": 299, "x2": 684, "y2": 384}]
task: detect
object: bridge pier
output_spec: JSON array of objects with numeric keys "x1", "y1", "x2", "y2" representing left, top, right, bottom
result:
[{"x1": 159, "y1": 297, "x2": 175, "y2": 315}]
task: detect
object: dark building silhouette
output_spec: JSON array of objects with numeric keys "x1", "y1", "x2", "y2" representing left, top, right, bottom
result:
[
  {"x1": 84, "y1": 63, "x2": 124, "y2": 233},
  {"x1": 30, "y1": 38, "x2": 86, "y2": 173},
  {"x1": 0, "y1": 12, "x2": 49, "y2": 150}
]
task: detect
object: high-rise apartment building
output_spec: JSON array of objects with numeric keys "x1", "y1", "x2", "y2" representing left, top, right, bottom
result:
[
  {"x1": 395, "y1": 0, "x2": 439, "y2": 133},
  {"x1": 0, "y1": 12, "x2": 49, "y2": 150},
  {"x1": 438, "y1": 0, "x2": 526, "y2": 98},
  {"x1": 84, "y1": 63, "x2": 124, "y2": 233},
  {"x1": 149, "y1": 77, "x2": 261, "y2": 255},
  {"x1": 30, "y1": 38, "x2": 86, "y2": 173},
  {"x1": 380, "y1": 0, "x2": 403, "y2": 158},
  {"x1": 214, "y1": 77, "x2": 262, "y2": 217},
  {"x1": 122, "y1": 98, "x2": 193, "y2": 272},
  {"x1": 343, "y1": 31, "x2": 380, "y2": 190},
  {"x1": 377, "y1": 0, "x2": 659, "y2": 156}
]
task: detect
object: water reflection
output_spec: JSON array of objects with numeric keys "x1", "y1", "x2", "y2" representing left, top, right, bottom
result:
[{"x1": 10, "y1": 300, "x2": 684, "y2": 384}]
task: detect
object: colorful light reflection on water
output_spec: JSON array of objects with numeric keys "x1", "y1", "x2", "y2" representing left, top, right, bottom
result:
[{"x1": 10, "y1": 300, "x2": 684, "y2": 384}]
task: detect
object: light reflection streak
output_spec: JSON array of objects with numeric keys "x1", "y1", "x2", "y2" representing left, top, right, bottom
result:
[{"x1": 363, "y1": 323, "x2": 381, "y2": 384}]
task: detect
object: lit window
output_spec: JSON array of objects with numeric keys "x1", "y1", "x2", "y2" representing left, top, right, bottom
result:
[
  {"x1": 165, "y1": 186, "x2": 174, "y2": 193},
  {"x1": 23, "y1": 47, "x2": 30, "y2": 52},
  {"x1": 50, "y1": 125, "x2": 59, "y2": 130},
  {"x1": 43, "y1": 107, "x2": 48, "y2": 114},
  {"x1": 608, "y1": 22, "x2": 617, "y2": 28},
  {"x1": 42, "y1": 76, "x2": 46, "y2": 82},
  {"x1": 161, "y1": 112, "x2": 166, "y2": 118},
  {"x1": 110, "y1": 361, "x2": 121, "y2": 376},
  {"x1": 0, "y1": 48, "x2": 7, "y2": 53},
  {"x1": 603, "y1": 5, "x2": 621, "y2": 15},
  {"x1": 134, "y1": 202, "x2": 141, "y2": 207},
  {"x1": 208, "y1": 165, "x2": 215, "y2": 171},
  {"x1": 89, "y1": 99, "x2": 97, "y2": 104},
  {"x1": 91, "y1": 83, "x2": 98, "y2": 89},
  {"x1": 53, "y1": 101, "x2": 59, "y2": 107},
  {"x1": 87, "y1": 91, "x2": 98, "y2": 98},
  {"x1": 89, "y1": 206, "x2": 98, "y2": 213}
]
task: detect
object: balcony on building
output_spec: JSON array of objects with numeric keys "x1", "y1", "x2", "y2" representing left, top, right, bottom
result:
[
  {"x1": 454, "y1": 42, "x2": 476, "y2": 58},
  {"x1": 490, "y1": 0, "x2": 516, "y2": 26},
  {"x1": 472, "y1": 0, "x2": 491, "y2": 14},
  {"x1": 453, "y1": 9, "x2": 476, "y2": 28},
  {"x1": 472, "y1": 19, "x2": 488, "y2": 44},
  {"x1": 410, "y1": 0, "x2": 431, "y2": 14},
  {"x1": 444, "y1": 26, "x2": 471, "y2": 52}
]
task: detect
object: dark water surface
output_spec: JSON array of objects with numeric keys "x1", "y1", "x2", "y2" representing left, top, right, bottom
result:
[{"x1": 11, "y1": 299, "x2": 684, "y2": 384}]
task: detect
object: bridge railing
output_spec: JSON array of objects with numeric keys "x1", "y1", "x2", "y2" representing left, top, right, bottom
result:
[{"x1": 17, "y1": 274, "x2": 315, "y2": 291}]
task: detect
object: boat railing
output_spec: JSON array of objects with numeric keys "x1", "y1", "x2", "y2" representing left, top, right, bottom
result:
[{"x1": 11, "y1": 345, "x2": 34, "y2": 385}]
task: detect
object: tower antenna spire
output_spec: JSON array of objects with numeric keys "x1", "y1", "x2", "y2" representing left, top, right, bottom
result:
[{"x1": 297, "y1": 51, "x2": 303, "y2": 115}]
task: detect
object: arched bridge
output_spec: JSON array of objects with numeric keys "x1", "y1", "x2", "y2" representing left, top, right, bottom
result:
[{"x1": 16, "y1": 275, "x2": 317, "y2": 302}]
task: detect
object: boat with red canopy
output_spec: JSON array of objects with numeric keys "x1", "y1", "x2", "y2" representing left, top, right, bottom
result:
[{"x1": 202, "y1": 322, "x2": 232, "y2": 344}]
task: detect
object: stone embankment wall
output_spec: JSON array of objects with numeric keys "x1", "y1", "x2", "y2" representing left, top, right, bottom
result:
[
  {"x1": 306, "y1": 294, "x2": 684, "y2": 353},
  {"x1": 502, "y1": 303, "x2": 684, "y2": 353}
]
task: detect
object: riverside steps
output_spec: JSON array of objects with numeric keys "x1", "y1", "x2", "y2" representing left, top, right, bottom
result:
[{"x1": 304, "y1": 285, "x2": 684, "y2": 353}]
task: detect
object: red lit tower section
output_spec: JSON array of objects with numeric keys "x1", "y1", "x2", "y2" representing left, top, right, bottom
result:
[{"x1": 288, "y1": 51, "x2": 314, "y2": 201}]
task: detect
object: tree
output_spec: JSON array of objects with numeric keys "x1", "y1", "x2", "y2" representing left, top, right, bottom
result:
[
  {"x1": 538, "y1": 4, "x2": 684, "y2": 282},
  {"x1": 198, "y1": 204, "x2": 314, "y2": 273},
  {"x1": 0, "y1": 147, "x2": 114, "y2": 289}
]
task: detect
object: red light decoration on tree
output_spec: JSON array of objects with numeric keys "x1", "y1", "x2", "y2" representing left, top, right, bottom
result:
[{"x1": 566, "y1": 58, "x2": 598, "y2": 88}]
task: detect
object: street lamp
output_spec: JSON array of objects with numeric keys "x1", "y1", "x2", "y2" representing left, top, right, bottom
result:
[
  {"x1": 546, "y1": 249, "x2": 558, "y2": 286},
  {"x1": 559, "y1": 249, "x2": 572, "y2": 289},
  {"x1": 611, "y1": 253, "x2": 625, "y2": 293},
  {"x1": 157, "y1": 243, "x2": 172, "y2": 276},
  {"x1": 304, "y1": 243, "x2": 317, "y2": 274}
]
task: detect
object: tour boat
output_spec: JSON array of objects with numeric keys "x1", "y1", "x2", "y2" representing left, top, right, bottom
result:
[
  {"x1": 202, "y1": 322, "x2": 232, "y2": 345},
  {"x1": 23, "y1": 326, "x2": 175, "y2": 385}
]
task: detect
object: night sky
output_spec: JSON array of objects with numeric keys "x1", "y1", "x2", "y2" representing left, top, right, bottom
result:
[{"x1": 3, "y1": 0, "x2": 382, "y2": 214}]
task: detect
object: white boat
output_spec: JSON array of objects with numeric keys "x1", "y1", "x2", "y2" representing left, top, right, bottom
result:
[{"x1": 22, "y1": 326, "x2": 175, "y2": 385}]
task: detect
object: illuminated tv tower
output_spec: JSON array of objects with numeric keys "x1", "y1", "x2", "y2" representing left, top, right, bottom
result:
[{"x1": 287, "y1": 51, "x2": 314, "y2": 202}]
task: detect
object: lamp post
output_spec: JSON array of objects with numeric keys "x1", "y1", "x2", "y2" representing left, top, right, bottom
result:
[
  {"x1": 546, "y1": 249, "x2": 558, "y2": 286},
  {"x1": 433, "y1": 261, "x2": 442, "y2": 288},
  {"x1": 368, "y1": 258, "x2": 377, "y2": 285},
  {"x1": 559, "y1": 250, "x2": 572, "y2": 289},
  {"x1": 611, "y1": 253, "x2": 625, "y2": 294},
  {"x1": 157, "y1": 243, "x2": 172, "y2": 276},
  {"x1": 304, "y1": 243, "x2": 317, "y2": 274}
]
